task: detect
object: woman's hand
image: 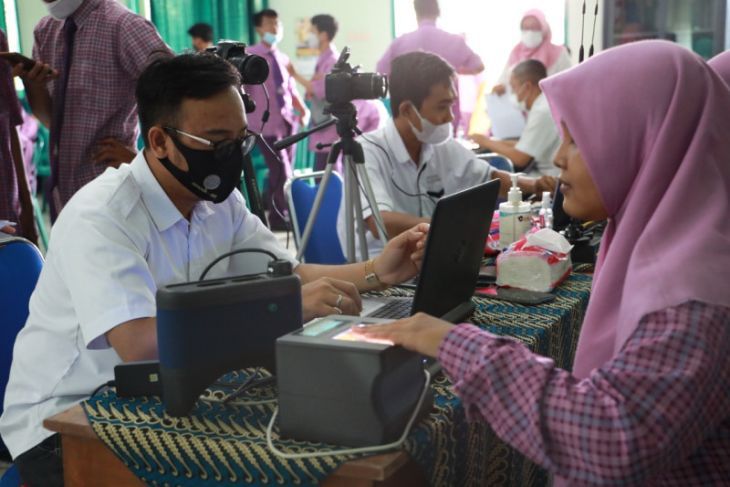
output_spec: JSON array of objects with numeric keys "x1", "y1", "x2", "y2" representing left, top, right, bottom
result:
[
  {"x1": 352, "y1": 312, "x2": 454, "y2": 358},
  {"x1": 301, "y1": 277, "x2": 362, "y2": 322}
]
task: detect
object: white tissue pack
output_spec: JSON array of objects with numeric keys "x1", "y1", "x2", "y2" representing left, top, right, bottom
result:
[{"x1": 496, "y1": 229, "x2": 573, "y2": 292}]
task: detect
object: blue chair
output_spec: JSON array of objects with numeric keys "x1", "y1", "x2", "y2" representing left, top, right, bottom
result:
[
  {"x1": 0, "y1": 464, "x2": 20, "y2": 487},
  {"x1": 0, "y1": 234, "x2": 44, "y2": 458},
  {"x1": 285, "y1": 171, "x2": 346, "y2": 265},
  {"x1": 478, "y1": 152, "x2": 515, "y2": 173}
]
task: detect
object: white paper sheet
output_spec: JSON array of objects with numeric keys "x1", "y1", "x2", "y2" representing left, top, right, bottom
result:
[{"x1": 486, "y1": 93, "x2": 526, "y2": 140}]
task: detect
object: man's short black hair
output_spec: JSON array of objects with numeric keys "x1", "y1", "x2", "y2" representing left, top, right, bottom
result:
[
  {"x1": 187, "y1": 23, "x2": 213, "y2": 42},
  {"x1": 389, "y1": 52, "x2": 455, "y2": 117},
  {"x1": 252, "y1": 9, "x2": 278, "y2": 27},
  {"x1": 414, "y1": 0, "x2": 440, "y2": 19},
  {"x1": 512, "y1": 59, "x2": 548, "y2": 85},
  {"x1": 311, "y1": 14, "x2": 338, "y2": 41},
  {"x1": 136, "y1": 54, "x2": 241, "y2": 147}
]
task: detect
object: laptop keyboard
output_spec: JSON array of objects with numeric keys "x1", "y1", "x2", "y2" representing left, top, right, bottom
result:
[{"x1": 368, "y1": 299, "x2": 413, "y2": 319}]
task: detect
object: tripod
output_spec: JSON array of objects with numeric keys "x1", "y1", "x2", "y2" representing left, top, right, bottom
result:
[{"x1": 296, "y1": 102, "x2": 389, "y2": 263}]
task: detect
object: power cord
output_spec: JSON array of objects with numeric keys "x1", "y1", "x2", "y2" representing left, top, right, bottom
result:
[
  {"x1": 90, "y1": 380, "x2": 116, "y2": 397},
  {"x1": 199, "y1": 248, "x2": 279, "y2": 281},
  {"x1": 265, "y1": 369, "x2": 431, "y2": 460}
]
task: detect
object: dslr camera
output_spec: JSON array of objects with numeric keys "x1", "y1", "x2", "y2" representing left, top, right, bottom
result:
[
  {"x1": 207, "y1": 40, "x2": 269, "y2": 85},
  {"x1": 325, "y1": 47, "x2": 388, "y2": 105}
]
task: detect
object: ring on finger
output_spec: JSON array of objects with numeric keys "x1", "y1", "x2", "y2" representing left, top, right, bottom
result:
[
  {"x1": 335, "y1": 293, "x2": 344, "y2": 308},
  {"x1": 333, "y1": 306, "x2": 343, "y2": 315}
]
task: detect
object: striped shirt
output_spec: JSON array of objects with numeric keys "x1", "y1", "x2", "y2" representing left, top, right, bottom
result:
[
  {"x1": 438, "y1": 301, "x2": 730, "y2": 485},
  {"x1": 32, "y1": 0, "x2": 170, "y2": 208}
]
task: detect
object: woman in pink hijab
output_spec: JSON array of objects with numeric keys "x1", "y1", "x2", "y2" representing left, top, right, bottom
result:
[
  {"x1": 355, "y1": 41, "x2": 730, "y2": 485},
  {"x1": 493, "y1": 9, "x2": 571, "y2": 95}
]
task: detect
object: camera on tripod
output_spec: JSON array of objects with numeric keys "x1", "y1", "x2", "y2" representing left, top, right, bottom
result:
[
  {"x1": 207, "y1": 40, "x2": 270, "y2": 85},
  {"x1": 325, "y1": 48, "x2": 388, "y2": 104}
]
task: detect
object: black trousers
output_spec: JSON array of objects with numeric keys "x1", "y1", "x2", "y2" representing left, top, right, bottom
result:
[{"x1": 14, "y1": 434, "x2": 64, "y2": 487}]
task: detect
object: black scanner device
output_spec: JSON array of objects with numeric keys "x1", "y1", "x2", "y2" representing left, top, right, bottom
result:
[
  {"x1": 156, "y1": 271, "x2": 301, "y2": 416},
  {"x1": 276, "y1": 316, "x2": 433, "y2": 447}
]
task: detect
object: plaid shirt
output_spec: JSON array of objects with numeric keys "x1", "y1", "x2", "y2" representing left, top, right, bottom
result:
[
  {"x1": 438, "y1": 301, "x2": 730, "y2": 486},
  {"x1": 33, "y1": 0, "x2": 170, "y2": 207},
  {"x1": 0, "y1": 29, "x2": 24, "y2": 228}
]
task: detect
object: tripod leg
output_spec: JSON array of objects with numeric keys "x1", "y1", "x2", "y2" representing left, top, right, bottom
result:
[
  {"x1": 296, "y1": 163, "x2": 336, "y2": 262},
  {"x1": 343, "y1": 156, "x2": 356, "y2": 262},
  {"x1": 346, "y1": 155, "x2": 370, "y2": 262},
  {"x1": 356, "y1": 163, "x2": 389, "y2": 244}
]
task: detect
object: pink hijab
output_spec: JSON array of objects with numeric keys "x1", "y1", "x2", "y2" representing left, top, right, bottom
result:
[
  {"x1": 708, "y1": 50, "x2": 730, "y2": 85},
  {"x1": 540, "y1": 40, "x2": 730, "y2": 380},
  {"x1": 507, "y1": 9, "x2": 565, "y2": 71}
]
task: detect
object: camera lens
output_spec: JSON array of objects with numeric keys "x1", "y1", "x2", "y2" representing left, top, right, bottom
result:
[{"x1": 228, "y1": 55, "x2": 269, "y2": 85}]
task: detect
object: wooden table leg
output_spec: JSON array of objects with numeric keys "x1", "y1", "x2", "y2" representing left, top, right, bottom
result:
[{"x1": 62, "y1": 435, "x2": 144, "y2": 487}]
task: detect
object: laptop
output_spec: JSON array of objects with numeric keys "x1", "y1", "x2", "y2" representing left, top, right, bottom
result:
[{"x1": 362, "y1": 178, "x2": 501, "y2": 323}]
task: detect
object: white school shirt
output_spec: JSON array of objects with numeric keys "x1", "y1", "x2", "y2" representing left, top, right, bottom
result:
[
  {"x1": 337, "y1": 120, "x2": 495, "y2": 260},
  {"x1": 515, "y1": 93, "x2": 561, "y2": 177},
  {"x1": 0, "y1": 152, "x2": 294, "y2": 458}
]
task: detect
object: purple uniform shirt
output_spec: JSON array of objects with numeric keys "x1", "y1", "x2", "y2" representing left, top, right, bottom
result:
[
  {"x1": 438, "y1": 300, "x2": 730, "y2": 486},
  {"x1": 33, "y1": 0, "x2": 170, "y2": 208},
  {"x1": 0, "y1": 29, "x2": 25, "y2": 230},
  {"x1": 376, "y1": 20, "x2": 483, "y2": 128},
  {"x1": 244, "y1": 42, "x2": 303, "y2": 138},
  {"x1": 308, "y1": 44, "x2": 339, "y2": 153}
]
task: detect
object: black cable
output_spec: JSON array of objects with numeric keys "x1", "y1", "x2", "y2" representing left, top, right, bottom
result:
[
  {"x1": 359, "y1": 133, "x2": 438, "y2": 215},
  {"x1": 260, "y1": 83, "x2": 271, "y2": 135},
  {"x1": 199, "y1": 248, "x2": 279, "y2": 281},
  {"x1": 253, "y1": 133, "x2": 293, "y2": 227},
  {"x1": 90, "y1": 380, "x2": 115, "y2": 397}
]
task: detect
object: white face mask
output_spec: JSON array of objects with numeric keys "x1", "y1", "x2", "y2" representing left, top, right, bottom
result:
[
  {"x1": 509, "y1": 82, "x2": 529, "y2": 112},
  {"x1": 409, "y1": 105, "x2": 453, "y2": 146},
  {"x1": 306, "y1": 32, "x2": 320, "y2": 49},
  {"x1": 45, "y1": 0, "x2": 83, "y2": 20},
  {"x1": 521, "y1": 30, "x2": 543, "y2": 49}
]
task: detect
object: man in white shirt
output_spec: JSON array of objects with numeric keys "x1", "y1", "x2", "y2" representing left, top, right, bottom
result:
[
  {"x1": 338, "y1": 52, "x2": 554, "y2": 259},
  {"x1": 470, "y1": 60, "x2": 561, "y2": 178},
  {"x1": 0, "y1": 54, "x2": 427, "y2": 486}
]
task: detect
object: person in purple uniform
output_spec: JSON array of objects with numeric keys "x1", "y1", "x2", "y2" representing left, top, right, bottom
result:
[
  {"x1": 289, "y1": 14, "x2": 387, "y2": 174},
  {"x1": 14, "y1": 0, "x2": 170, "y2": 219},
  {"x1": 376, "y1": 0, "x2": 484, "y2": 129},
  {"x1": 245, "y1": 8, "x2": 309, "y2": 230}
]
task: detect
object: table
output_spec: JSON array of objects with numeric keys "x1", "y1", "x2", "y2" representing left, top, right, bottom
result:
[
  {"x1": 44, "y1": 405, "x2": 426, "y2": 486},
  {"x1": 45, "y1": 268, "x2": 592, "y2": 486}
]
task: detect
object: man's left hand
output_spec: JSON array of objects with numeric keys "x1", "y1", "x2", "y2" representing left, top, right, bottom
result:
[
  {"x1": 374, "y1": 223, "x2": 429, "y2": 286},
  {"x1": 93, "y1": 138, "x2": 136, "y2": 168}
]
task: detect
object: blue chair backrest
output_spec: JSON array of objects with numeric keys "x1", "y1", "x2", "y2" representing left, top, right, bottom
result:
[
  {"x1": 478, "y1": 153, "x2": 515, "y2": 173},
  {"x1": 0, "y1": 236, "x2": 43, "y2": 454},
  {"x1": 287, "y1": 172, "x2": 346, "y2": 265}
]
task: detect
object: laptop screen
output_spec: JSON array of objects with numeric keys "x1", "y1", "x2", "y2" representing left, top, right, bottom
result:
[{"x1": 410, "y1": 179, "x2": 501, "y2": 319}]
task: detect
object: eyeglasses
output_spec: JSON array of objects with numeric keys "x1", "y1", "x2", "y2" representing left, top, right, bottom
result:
[{"x1": 164, "y1": 127, "x2": 257, "y2": 160}]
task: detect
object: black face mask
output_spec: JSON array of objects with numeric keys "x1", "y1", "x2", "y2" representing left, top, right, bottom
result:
[{"x1": 159, "y1": 134, "x2": 245, "y2": 204}]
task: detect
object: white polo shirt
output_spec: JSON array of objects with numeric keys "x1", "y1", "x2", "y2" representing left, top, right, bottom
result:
[
  {"x1": 337, "y1": 119, "x2": 495, "y2": 259},
  {"x1": 515, "y1": 93, "x2": 561, "y2": 177},
  {"x1": 0, "y1": 152, "x2": 294, "y2": 458}
]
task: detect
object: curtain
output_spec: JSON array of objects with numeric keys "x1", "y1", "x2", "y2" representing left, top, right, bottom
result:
[
  {"x1": 0, "y1": 0, "x2": 7, "y2": 34},
  {"x1": 151, "y1": 0, "x2": 268, "y2": 53}
]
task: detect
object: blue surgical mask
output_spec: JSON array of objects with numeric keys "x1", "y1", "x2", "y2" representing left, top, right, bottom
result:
[{"x1": 263, "y1": 31, "x2": 282, "y2": 47}]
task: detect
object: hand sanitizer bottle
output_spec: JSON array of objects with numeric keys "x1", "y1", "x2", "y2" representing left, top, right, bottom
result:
[
  {"x1": 539, "y1": 191, "x2": 554, "y2": 229},
  {"x1": 499, "y1": 174, "x2": 532, "y2": 248}
]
